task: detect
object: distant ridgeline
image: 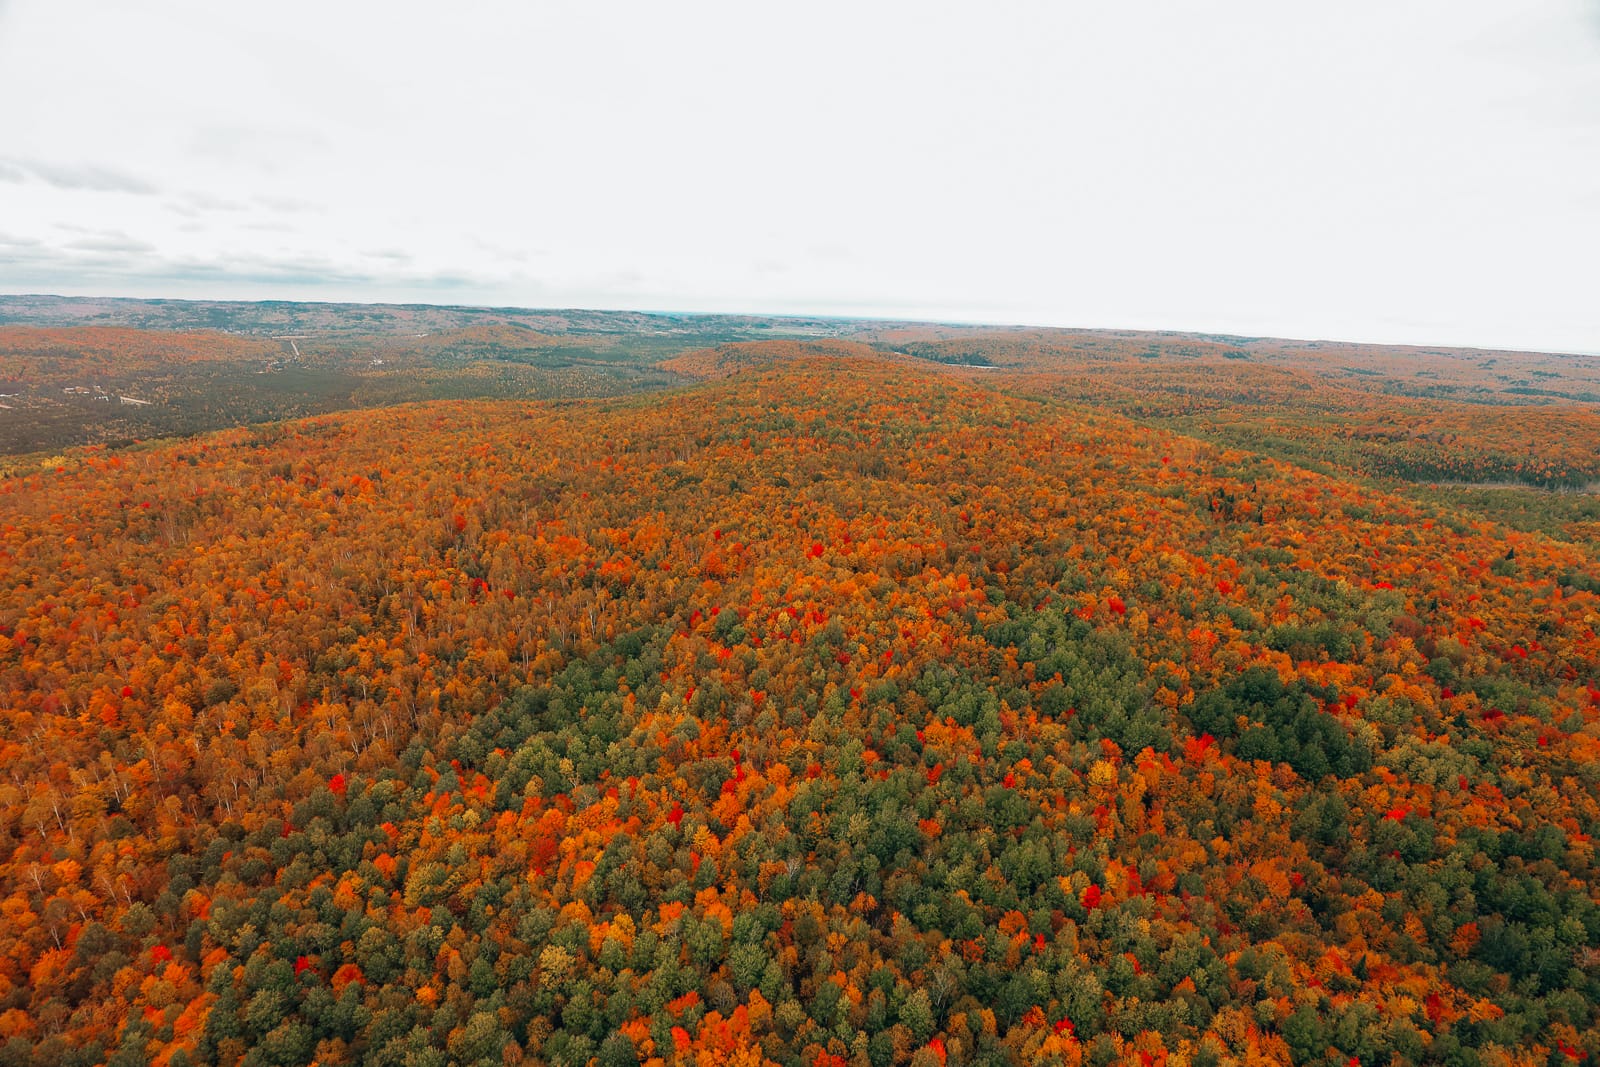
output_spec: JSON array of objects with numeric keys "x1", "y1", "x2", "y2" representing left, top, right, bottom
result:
[{"x1": 4, "y1": 296, "x2": 1598, "y2": 505}]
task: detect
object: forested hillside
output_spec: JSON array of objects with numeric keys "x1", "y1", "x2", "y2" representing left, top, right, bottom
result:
[{"x1": 1, "y1": 351, "x2": 1598, "y2": 1066}]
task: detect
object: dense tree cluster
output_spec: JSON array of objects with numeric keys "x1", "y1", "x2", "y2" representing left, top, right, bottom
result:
[
  {"x1": 842, "y1": 329, "x2": 1600, "y2": 490},
  {"x1": 0, "y1": 353, "x2": 1597, "y2": 1066},
  {"x1": 0, "y1": 325, "x2": 679, "y2": 460},
  {"x1": 998, "y1": 355, "x2": 1600, "y2": 491},
  {"x1": 0, "y1": 329, "x2": 278, "y2": 381}
]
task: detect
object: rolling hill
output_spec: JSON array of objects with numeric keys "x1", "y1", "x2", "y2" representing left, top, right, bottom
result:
[{"x1": 0, "y1": 324, "x2": 1597, "y2": 1066}]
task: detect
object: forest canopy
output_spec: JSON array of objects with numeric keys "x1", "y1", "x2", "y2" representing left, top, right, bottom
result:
[{"x1": 0, "y1": 340, "x2": 1597, "y2": 1067}]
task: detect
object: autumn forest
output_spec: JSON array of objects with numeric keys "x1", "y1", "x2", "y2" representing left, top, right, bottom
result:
[{"x1": 0, "y1": 299, "x2": 1597, "y2": 1067}]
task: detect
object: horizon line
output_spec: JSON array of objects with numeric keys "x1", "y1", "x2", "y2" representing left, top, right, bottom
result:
[{"x1": 1, "y1": 290, "x2": 1596, "y2": 360}]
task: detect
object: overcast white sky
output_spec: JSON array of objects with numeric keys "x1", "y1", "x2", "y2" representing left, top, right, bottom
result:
[{"x1": 1, "y1": 2, "x2": 1597, "y2": 350}]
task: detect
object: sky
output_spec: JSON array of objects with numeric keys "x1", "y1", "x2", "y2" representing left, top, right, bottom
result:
[{"x1": 1, "y1": 1, "x2": 1597, "y2": 351}]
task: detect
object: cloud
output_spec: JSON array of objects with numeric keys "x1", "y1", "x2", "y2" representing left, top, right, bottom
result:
[
  {"x1": 166, "y1": 191, "x2": 249, "y2": 217},
  {"x1": 252, "y1": 194, "x2": 321, "y2": 214},
  {"x1": 0, "y1": 5, "x2": 1593, "y2": 351},
  {"x1": 0, "y1": 156, "x2": 158, "y2": 195},
  {"x1": 187, "y1": 124, "x2": 331, "y2": 163},
  {"x1": 156, "y1": 254, "x2": 482, "y2": 292},
  {"x1": 64, "y1": 232, "x2": 156, "y2": 254},
  {"x1": 0, "y1": 239, "x2": 502, "y2": 301}
]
